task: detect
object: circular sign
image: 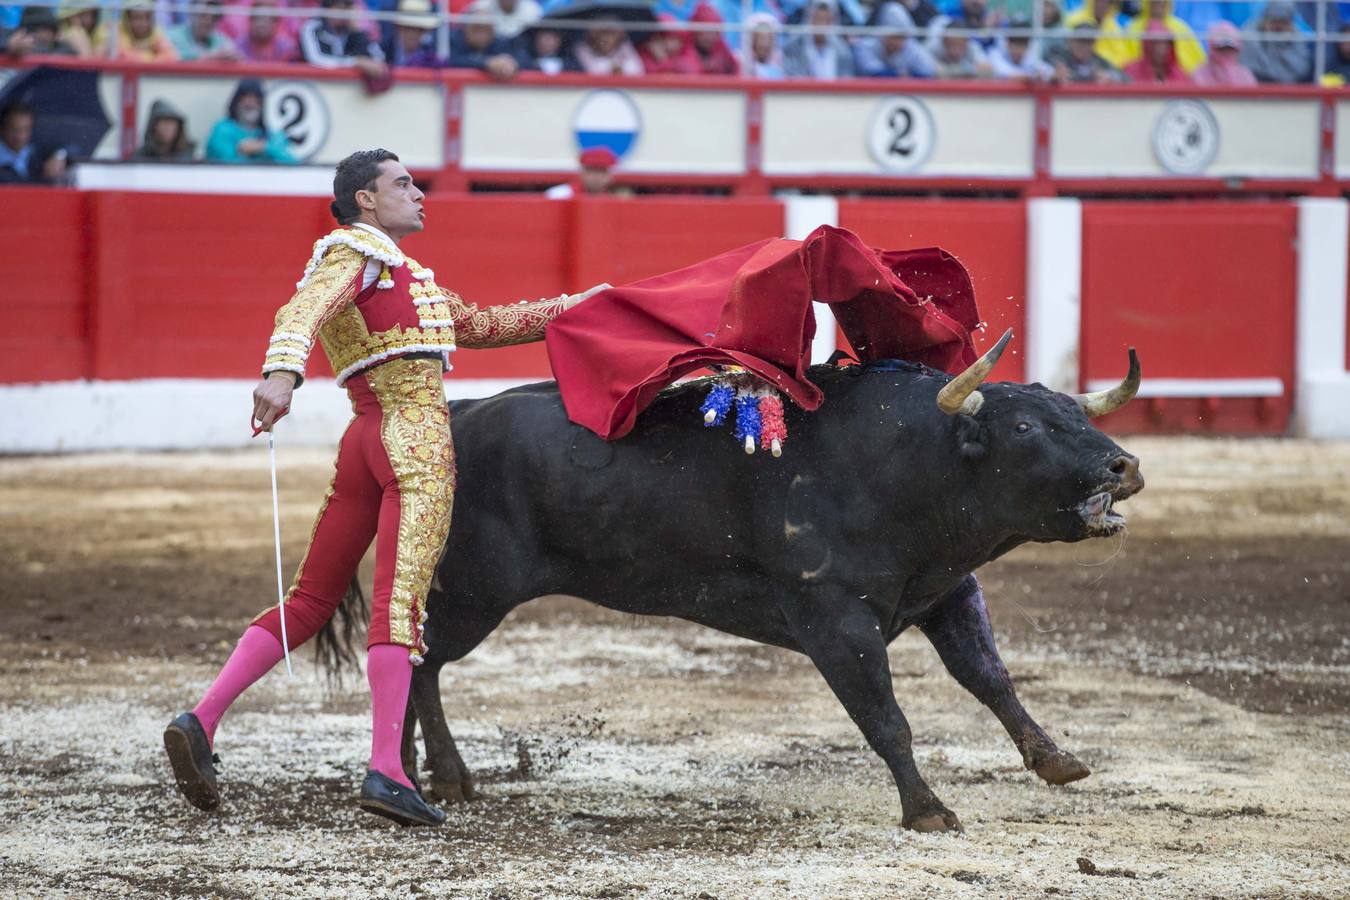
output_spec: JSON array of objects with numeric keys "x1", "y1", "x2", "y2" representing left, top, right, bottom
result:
[
  {"x1": 572, "y1": 89, "x2": 642, "y2": 159},
  {"x1": 1151, "y1": 99, "x2": 1220, "y2": 175},
  {"x1": 867, "y1": 96, "x2": 935, "y2": 173},
  {"x1": 264, "y1": 80, "x2": 330, "y2": 163}
]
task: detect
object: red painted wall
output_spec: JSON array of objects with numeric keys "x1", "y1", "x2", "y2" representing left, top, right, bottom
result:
[
  {"x1": 837, "y1": 199, "x2": 1027, "y2": 382},
  {"x1": 1081, "y1": 202, "x2": 1297, "y2": 434},
  {"x1": 2, "y1": 190, "x2": 1305, "y2": 438},
  {"x1": 0, "y1": 189, "x2": 91, "y2": 383}
]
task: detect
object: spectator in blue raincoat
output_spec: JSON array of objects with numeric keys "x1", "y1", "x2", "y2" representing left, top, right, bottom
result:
[
  {"x1": 854, "y1": 2, "x2": 936, "y2": 76},
  {"x1": 205, "y1": 79, "x2": 298, "y2": 165}
]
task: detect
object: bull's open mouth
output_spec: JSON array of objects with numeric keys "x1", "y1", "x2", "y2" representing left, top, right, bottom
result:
[{"x1": 1077, "y1": 491, "x2": 1128, "y2": 535}]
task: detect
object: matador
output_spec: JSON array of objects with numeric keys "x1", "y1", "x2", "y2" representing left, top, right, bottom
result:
[{"x1": 163, "y1": 148, "x2": 606, "y2": 826}]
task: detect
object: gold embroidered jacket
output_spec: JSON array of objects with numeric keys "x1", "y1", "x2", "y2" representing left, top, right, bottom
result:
[{"x1": 262, "y1": 227, "x2": 570, "y2": 386}]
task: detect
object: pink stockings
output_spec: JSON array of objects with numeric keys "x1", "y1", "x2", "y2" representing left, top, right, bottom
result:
[
  {"x1": 366, "y1": 643, "x2": 414, "y2": 789},
  {"x1": 192, "y1": 625, "x2": 283, "y2": 746},
  {"x1": 191, "y1": 625, "x2": 415, "y2": 788}
]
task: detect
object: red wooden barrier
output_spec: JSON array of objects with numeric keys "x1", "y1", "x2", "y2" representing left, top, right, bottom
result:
[
  {"x1": 1, "y1": 189, "x2": 1304, "y2": 441},
  {"x1": 1081, "y1": 202, "x2": 1297, "y2": 434},
  {"x1": 87, "y1": 191, "x2": 333, "y2": 380},
  {"x1": 0, "y1": 189, "x2": 91, "y2": 383},
  {"x1": 837, "y1": 199, "x2": 1028, "y2": 382}
]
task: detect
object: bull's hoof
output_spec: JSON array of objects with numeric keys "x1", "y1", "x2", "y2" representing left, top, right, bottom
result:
[
  {"x1": 426, "y1": 777, "x2": 477, "y2": 804},
  {"x1": 902, "y1": 809, "x2": 963, "y2": 833},
  {"x1": 1033, "y1": 750, "x2": 1091, "y2": 786}
]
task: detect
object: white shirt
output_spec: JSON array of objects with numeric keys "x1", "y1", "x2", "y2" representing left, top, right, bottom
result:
[{"x1": 352, "y1": 222, "x2": 397, "y2": 290}]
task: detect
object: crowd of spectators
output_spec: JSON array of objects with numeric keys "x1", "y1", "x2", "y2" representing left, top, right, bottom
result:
[{"x1": 3, "y1": 0, "x2": 1350, "y2": 85}]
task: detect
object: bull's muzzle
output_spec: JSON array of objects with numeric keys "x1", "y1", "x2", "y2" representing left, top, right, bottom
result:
[{"x1": 1107, "y1": 452, "x2": 1145, "y2": 499}]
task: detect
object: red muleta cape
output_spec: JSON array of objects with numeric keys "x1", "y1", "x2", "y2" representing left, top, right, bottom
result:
[{"x1": 546, "y1": 224, "x2": 982, "y2": 441}]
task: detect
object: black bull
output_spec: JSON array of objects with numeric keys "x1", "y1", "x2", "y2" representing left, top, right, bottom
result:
[{"x1": 332, "y1": 333, "x2": 1145, "y2": 833}]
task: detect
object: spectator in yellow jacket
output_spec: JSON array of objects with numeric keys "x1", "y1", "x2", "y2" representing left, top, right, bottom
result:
[
  {"x1": 1124, "y1": 0, "x2": 1205, "y2": 73},
  {"x1": 94, "y1": 0, "x2": 180, "y2": 61},
  {"x1": 1061, "y1": 0, "x2": 1132, "y2": 70}
]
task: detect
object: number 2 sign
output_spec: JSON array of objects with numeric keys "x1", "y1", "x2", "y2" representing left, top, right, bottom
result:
[
  {"x1": 264, "y1": 80, "x2": 330, "y2": 163},
  {"x1": 866, "y1": 96, "x2": 935, "y2": 174}
]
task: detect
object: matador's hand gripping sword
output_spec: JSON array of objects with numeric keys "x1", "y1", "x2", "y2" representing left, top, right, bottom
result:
[{"x1": 253, "y1": 412, "x2": 294, "y2": 678}]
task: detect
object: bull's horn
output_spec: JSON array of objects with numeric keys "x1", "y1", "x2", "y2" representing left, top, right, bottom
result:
[
  {"x1": 1074, "y1": 348, "x2": 1141, "y2": 417},
  {"x1": 936, "y1": 328, "x2": 1013, "y2": 416}
]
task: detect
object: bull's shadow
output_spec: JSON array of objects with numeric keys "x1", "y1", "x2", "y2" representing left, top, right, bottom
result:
[{"x1": 357, "y1": 332, "x2": 1144, "y2": 833}]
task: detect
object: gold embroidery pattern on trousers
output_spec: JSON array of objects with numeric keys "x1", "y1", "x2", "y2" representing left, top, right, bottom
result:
[{"x1": 368, "y1": 357, "x2": 455, "y2": 662}]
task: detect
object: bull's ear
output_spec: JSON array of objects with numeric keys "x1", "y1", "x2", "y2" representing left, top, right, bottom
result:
[{"x1": 957, "y1": 415, "x2": 986, "y2": 460}]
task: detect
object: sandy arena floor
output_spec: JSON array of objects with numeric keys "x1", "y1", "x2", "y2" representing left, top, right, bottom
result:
[{"x1": 1, "y1": 436, "x2": 1348, "y2": 898}]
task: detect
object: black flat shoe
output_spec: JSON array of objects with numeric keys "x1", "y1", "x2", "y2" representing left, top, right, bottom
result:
[
  {"x1": 163, "y1": 712, "x2": 220, "y2": 811},
  {"x1": 358, "y1": 770, "x2": 445, "y2": 827}
]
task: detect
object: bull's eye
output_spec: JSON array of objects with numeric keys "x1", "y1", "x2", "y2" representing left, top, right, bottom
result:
[{"x1": 1015, "y1": 422, "x2": 1033, "y2": 435}]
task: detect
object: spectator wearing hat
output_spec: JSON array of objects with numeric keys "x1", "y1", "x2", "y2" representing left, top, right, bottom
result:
[
  {"x1": 988, "y1": 14, "x2": 1053, "y2": 79},
  {"x1": 490, "y1": 0, "x2": 542, "y2": 40},
  {"x1": 745, "y1": 12, "x2": 785, "y2": 78},
  {"x1": 783, "y1": 0, "x2": 855, "y2": 79},
  {"x1": 516, "y1": 23, "x2": 580, "y2": 73},
  {"x1": 386, "y1": 0, "x2": 447, "y2": 66},
  {"x1": 573, "y1": 17, "x2": 645, "y2": 75},
  {"x1": 169, "y1": 0, "x2": 242, "y2": 61},
  {"x1": 95, "y1": 0, "x2": 179, "y2": 61},
  {"x1": 1192, "y1": 19, "x2": 1256, "y2": 84},
  {"x1": 236, "y1": 3, "x2": 299, "y2": 61},
  {"x1": 928, "y1": 17, "x2": 993, "y2": 77},
  {"x1": 300, "y1": 0, "x2": 387, "y2": 73},
  {"x1": 926, "y1": 0, "x2": 997, "y2": 53},
  {"x1": 1061, "y1": 0, "x2": 1131, "y2": 70},
  {"x1": 638, "y1": 15, "x2": 700, "y2": 74},
  {"x1": 206, "y1": 79, "x2": 298, "y2": 164},
  {"x1": 4, "y1": 6, "x2": 78, "y2": 57},
  {"x1": 853, "y1": 2, "x2": 935, "y2": 77},
  {"x1": 450, "y1": 0, "x2": 519, "y2": 76},
  {"x1": 546, "y1": 146, "x2": 632, "y2": 199},
  {"x1": 133, "y1": 99, "x2": 196, "y2": 161},
  {"x1": 1123, "y1": 20, "x2": 1193, "y2": 81},
  {"x1": 880, "y1": 0, "x2": 939, "y2": 28},
  {"x1": 1123, "y1": 0, "x2": 1205, "y2": 73},
  {"x1": 56, "y1": 3, "x2": 101, "y2": 57},
  {"x1": 0, "y1": 101, "x2": 71, "y2": 184},
  {"x1": 1242, "y1": 1, "x2": 1312, "y2": 83},
  {"x1": 1046, "y1": 21, "x2": 1125, "y2": 81}
]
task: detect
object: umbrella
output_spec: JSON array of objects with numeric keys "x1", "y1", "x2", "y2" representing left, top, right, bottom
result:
[
  {"x1": 540, "y1": 0, "x2": 658, "y2": 41},
  {"x1": 0, "y1": 66, "x2": 111, "y2": 159}
]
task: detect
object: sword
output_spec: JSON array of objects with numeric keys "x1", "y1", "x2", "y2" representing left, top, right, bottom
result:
[{"x1": 267, "y1": 428, "x2": 294, "y2": 678}]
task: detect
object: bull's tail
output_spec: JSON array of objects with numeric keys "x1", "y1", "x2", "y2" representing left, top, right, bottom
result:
[{"x1": 314, "y1": 576, "x2": 368, "y2": 682}]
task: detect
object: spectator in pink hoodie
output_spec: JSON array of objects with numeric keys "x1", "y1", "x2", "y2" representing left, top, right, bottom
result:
[
  {"x1": 236, "y1": 4, "x2": 300, "y2": 62},
  {"x1": 1192, "y1": 20, "x2": 1256, "y2": 86},
  {"x1": 1123, "y1": 20, "x2": 1191, "y2": 83},
  {"x1": 686, "y1": 3, "x2": 739, "y2": 75},
  {"x1": 638, "y1": 14, "x2": 700, "y2": 73}
]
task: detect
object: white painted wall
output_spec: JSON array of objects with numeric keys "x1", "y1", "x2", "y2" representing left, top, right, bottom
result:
[
  {"x1": 1025, "y1": 198, "x2": 1082, "y2": 393},
  {"x1": 0, "y1": 378, "x2": 537, "y2": 453},
  {"x1": 1294, "y1": 198, "x2": 1350, "y2": 438},
  {"x1": 781, "y1": 194, "x2": 839, "y2": 365}
]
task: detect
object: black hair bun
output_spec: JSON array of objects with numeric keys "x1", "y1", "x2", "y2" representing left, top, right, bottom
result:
[{"x1": 329, "y1": 200, "x2": 343, "y2": 221}]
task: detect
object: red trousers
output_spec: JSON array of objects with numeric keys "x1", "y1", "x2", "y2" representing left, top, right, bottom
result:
[{"x1": 253, "y1": 357, "x2": 454, "y2": 663}]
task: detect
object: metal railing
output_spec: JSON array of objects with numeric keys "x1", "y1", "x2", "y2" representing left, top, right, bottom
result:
[{"x1": 9, "y1": 0, "x2": 1350, "y2": 83}]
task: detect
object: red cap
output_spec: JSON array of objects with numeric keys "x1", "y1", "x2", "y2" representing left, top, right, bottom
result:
[{"x1": 579, "y1": 146, "x2": 619, "y2": 170}]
